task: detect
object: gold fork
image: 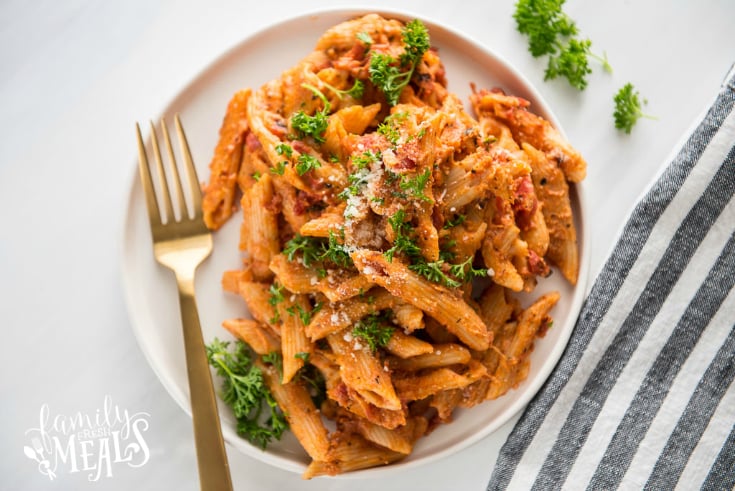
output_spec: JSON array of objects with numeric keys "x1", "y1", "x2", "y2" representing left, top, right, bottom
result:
[{"x1": 136, "y1": 115, "x2": 233, "y2": 491}]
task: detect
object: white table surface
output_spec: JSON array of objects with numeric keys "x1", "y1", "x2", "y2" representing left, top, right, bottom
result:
[{"x1": 1, "y1": 1, "x2": 733, "y2": 490}]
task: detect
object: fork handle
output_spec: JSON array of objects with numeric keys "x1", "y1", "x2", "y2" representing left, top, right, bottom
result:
[{"x1": 176, "y1": 273, "x2": 233, "y2": 491}]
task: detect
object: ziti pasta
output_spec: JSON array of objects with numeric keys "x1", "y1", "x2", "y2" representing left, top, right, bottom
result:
[{"x1": 202, "y1": 13, "x2": 585, "y2": 478}]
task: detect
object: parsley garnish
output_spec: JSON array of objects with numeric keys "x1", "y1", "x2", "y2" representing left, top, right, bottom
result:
[
  {"x1": 287, "y1": 304, "x2": 313, "y2": 325},
  {"x1": 448, "y1": 255, "x2": 488, "y2": 282},
  {"x1": 399, "y1": 168, "x2": 432, "y2": 202},
  {"x1": 294, "y1": 352, "x2": 310, "y2": 362},
  {"x1": 444, "y1": 214, "x2": 466, "y2": 229},
  {"x1": 368, "y1": 19, "x2": 430, "y2": 106},
  {"x1": 291, "y1": 84, "x2": 331, "y2": 143},
  {"x1": 513, "y1": 0, "x2": 611, "y2": 90},
  {"x1": 400, "y1": 19, "x2": 431, "y2": 65},
  {"x1": 206, "y1": 339, "x2": 288, "y2": 449},
  {"x1": 275, "y1": 143, "x2": 293, "y2": 157},
  {"x1": 321, "y1": 231, "x2": 353, "y2": 269},
  {"x1": 282, "y1": 233, "x2": 354, "y2": 269},
  {"x1": 352, "y1": 311, "x2": 395, "y2": 352},
  {"x1": 384, "y1": 209, "x2": 422, "y2": 261},
  {"x1": 268, "y1": 282, "x2": 285, "y2": 323},
  {"x1": 357, "y1": 31, "x2": 373, "y2": 47},
  {"x1": 384, "y1": 210, "x2": 484, "y2": 287},
  {"x1": 321, "y1": 79, "x2": 365, "y2": 100},
  {"x1": 295, "y1": 153, "x2": 322, "y2": 175},
  {"x1": 283, "y1": 234, "x2": 321, "y2": 266},
  {"x1": 407, "y1": 255, "x2": 486, "y2": 288},
  {"x1": 352, "y1": 150, "x2": 381, "y2": 169},
  {"x1": 409, "y1": 260, "x2": 461, "y2": 288},
  {"x1": 613, "y1": 83, "x2": 655, "y2": 133},
  {"x1": 338, "y1": 168, "x2": 370, "y2": 200},
  {"x1": 262, "y1": 351, "x2": 283, "y2": 378},
  {"x1": 377, "y1": 120, "x2": 401, "y2": 145},
  {"x1": 338, "y1": 151, "x2": 380, "y2": 201},
  {"x1": 271, "y1": 161, "x2": 286, "y2": 175}
]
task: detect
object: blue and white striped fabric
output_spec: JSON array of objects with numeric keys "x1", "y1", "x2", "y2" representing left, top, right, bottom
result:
[{"x1": 488, "y1": 64, "x2": 735, "y2": 491}]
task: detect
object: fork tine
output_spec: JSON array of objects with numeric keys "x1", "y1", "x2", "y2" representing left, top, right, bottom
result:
[
  {"x1": 175, "y1": 114, "x2": 203, "y2": 219},
  {"x1": 149, "y1": 121, "x2": 175, "y2": 223},
  {"x1": 161, "y1": 119, "x2": 188, "y2": 221},
  {"x1": 136, "y1": 122, "x2": 162, "y2": 227}
]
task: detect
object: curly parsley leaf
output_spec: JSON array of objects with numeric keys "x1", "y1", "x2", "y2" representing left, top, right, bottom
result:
[
  {"x1": 513, "y1": 0, "x2": 611, "y2": 90},
  {"x1": 291, "y1": 84, "x2": 331, "y2": 143},
  {"x1": 368, "y1": 19, "x2": 430, "y2": 106},
  {"x1": 409, "y1": 260, "x2": 461, "y2": 288},
  {"x1": 321, "y1": 231, "x2": 353, "y2": 269},
  {"x1": 206, "y1": 339, "x2": 288, "y2": 449},
  {"x1": 444, "y1": 214, "x2": 466, "y2": 229},
  {"x1": 295, "y1": 153, "x2": 322, "y2": 176},
  {"x1": 384, "y1": 210, "x2": 484, "y2": 287},
  {"x1": 321, "y1": 79, "x2": 365, "y2": 100},
  {"x1": 356, "y1": 31, "x2": 373, "y2": 47},
  {"x1": 399, "y1": 168, "x2": 432, "y2": 203},
  {"x1": 352, "y1": 311, "x2": 395, "y2": 352},
  {"x1": 400, "y1": 19, "x2": 431, "y2": 65},
  {"x1": 283, "y1": 234, "x2": 321, "y2": 266},
  {"x1": 613, "y1": 83, "x2": 655, "y2": 133},
  {"x1": 543, "y1": 37, "x2": 593, "y2": 90},
  {"x1": 282, "y1": 232, "x2": 354, "y2": 270},
  {"x1": 448, "y1": 255, "x2": 489, "y2": 282},
  {"x1": 275, "y1": 143, "x2": 293, "y2": 157},
  {"x1": 384, "y1": 209, "x2": 422, "y2": 261}
]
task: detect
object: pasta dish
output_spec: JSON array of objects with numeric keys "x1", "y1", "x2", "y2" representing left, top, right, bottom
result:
[{"x1": 200, "y1": 13, "x2": 585, "y2": 478}]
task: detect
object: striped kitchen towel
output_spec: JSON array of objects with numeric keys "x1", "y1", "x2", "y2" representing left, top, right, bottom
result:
[{"x1": 488, "y1": 64, "x2": 735, "y2": 491}]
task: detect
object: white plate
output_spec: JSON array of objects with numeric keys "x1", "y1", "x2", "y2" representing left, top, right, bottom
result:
[{"x1": 121, "y1": 7, "x2": 589, "y2": 479}]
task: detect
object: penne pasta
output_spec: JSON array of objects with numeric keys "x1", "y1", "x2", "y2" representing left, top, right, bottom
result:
[
  {"x1": 258, "y1": 360, "x2": 330, "y2": 462},
  {"x1": 239, "y1": 173, "x2": 280, "y2": 280},
  {"x1": 393, "y1": 360, "x2": 487, "y2": 401},
  {"x1": 222, "y1": 318, "x2": 280, "y2": 355},
  {"x1": 305, "y1": 288, "x2": 394, "y2": 341},
  {"x1": 327, "y1": 332, "x2": 401, "y2": 411},
  {"x1": 384, "y1": 330, "x2": 435, "y2": 358},
  {"x1": 276, "y1": 294, "x2": 313, "y2": 383},
  {"x1": 202, "y1": 13, "x2": 587, "y2": 477},
  {"x1": 523, "y1": 142, "x2": 579, "y2": 284},
  {"x1": 351, "y1": 250, "x2": 491, "y2": 351},
  {"x1": 303, "y1": 432, "x2": 405, "y2": 478},
  {"x1": 202, "y1": 89, "x2": 251, "y2": 230},
  {"x1": 388, "y1": 343, "x2": 471, "y2": 370}
]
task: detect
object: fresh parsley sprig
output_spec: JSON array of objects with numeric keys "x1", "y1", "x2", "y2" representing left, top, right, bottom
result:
[
  {"x1": 320, "y1": 79, "x2": 365, "y2": 100},
  {"x1": 206, "y1": 339, "x2": 288, "y2": 449},
  {"x1": 384, "y1": 209, "x2": 422, "y2": 261},
  {"x1": 282, "y1": 232, "x2": 354, "y2": 270},
  {"x1": 513, "y1": 0, "x2": 611, "y2": 90},
  {"x1": 286, "y1": 302, "x2": 321, "y2": 326},
  {"x1": 352, "y1": 311, "x2": 395, "y2": 352},
  {"x1": 408, "y1": 260, "x2": 461, "y2": 288},
  {"x1": 268, "y1": 282, "x2": 285, "y2": 323},
  {"x1": 613, "y1": 83, "x2": 656, "y2": 134},
  {"x1": 291, "y1": 84, "x2": 331, "y2": 143},
  {"x1": 295, "y1": 154, "x2": 322, "y2": 176},
  {"x1": 449, "y1": 255, "x2": 489, "y2": 282},
  {"x1": 368, "y1": 19, "x2": 430, "y2": 106},
  {"x1": 283, "y1": 234, "x2": 322, "y2": 266},
  {"x1": 399, "y1": 168, "x2": 432, "y2": 203},
  {"x1": 321, "y1": 231, "x2": 353, "y2": 269}
]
